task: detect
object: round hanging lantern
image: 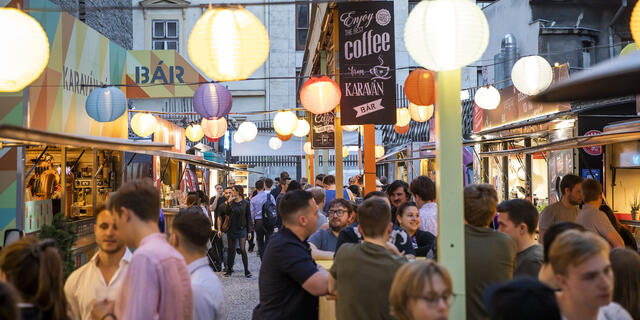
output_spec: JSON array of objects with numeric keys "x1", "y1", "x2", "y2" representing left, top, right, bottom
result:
[
  {"x1": 303, "y1": 142, "x2": 314, "y2": 155},
  {"x1": 130, "y1": 113, "x2": 157, "y2": 138},
  {"x1": 273, "y1": 111, "x2": 299, "y2": 136},
  {"x1": 632, "y1": 1, "x2": 640, "y2": 45},
  {"x1": 394, "y1": 124, "x2": 410, "y2": 135},
  {"x1": 238, "y1": 121, "x2": 258, "y2": 142},
  {"x1": 185, "y1": 123, "x2": 205, "y2": 142},
  {"x1": 511, "y1": 56, "x2": 553, "y2": 96},
  {"x1": 206, "y1": 136, "x2": 221, "y2": 143},
  {"x1": 300, "y1": 76, "x2": 341, "y2": 114},
  {"x1": 343, "y1": 125, "x2": 359, "y2": 132},
  {"x1": 277, "y1": 133, "x2": 293, "y2": 141},
  {"x1": 404, "y1": 0, "x2": 489, "y2": 71},
  {"x1": 85, "y1": 87, "x2": 127, "y2": 122},
  {"x1": 404, "y1": 69, "x2": 436, "y2": 106},
  {"x1": 621, "y1": 43, "x2": 639, "y2": 56},
  {"x1": 474, "y1": 86, "x2": 501, "y2": 110},
  {"x1": 293, "y1": 119, "x2": 310, "y2": 137},
  {"x1": 201, "y1": 117, "x2": 228, "y2": 139},
  {"x1": 188, "y1": 6, "x2": 269, "y2": 81},
  {"x1": 408, "y1": 103, "x2": 434, "y2": 122},
  {"x1": 0, "y1": 8, "x2": 50, "y2": 92},
  {"x1": 192, "y1": 83, "x2": 232, "y2": 119},
  {"x1": 342, "y1": 146, "x2": 350, "y2": 158},
  {"x1": 233, "y1": 131, "x2": 246, "y2": 144},
  {"x1": 396, "y1": 108, "x2": 411, "y2": 127},
  {"x1": 269, "y1": 137, "x2": 282, "y2": 150},
  {"x1": 375, "y1": 145, "x2": 385, "y2": 158}
]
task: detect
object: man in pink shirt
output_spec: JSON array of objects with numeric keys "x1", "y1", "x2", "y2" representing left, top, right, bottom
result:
[{"x1": 92, "y1": 179, "x2": 193, "y2": 320}]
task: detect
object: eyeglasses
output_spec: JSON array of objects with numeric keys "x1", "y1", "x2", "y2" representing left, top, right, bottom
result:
[
  {"x1": 327, "y1": 209, "x2": 348, "y2": 217},
  {"x1": 416, "y1": 292, "x2": 456, "y2": 307}
]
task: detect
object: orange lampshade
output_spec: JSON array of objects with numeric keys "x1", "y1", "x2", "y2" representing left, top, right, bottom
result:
[
  {"x1": 632, "y1": 1, "x2": 640, "y2": 45},
  {"x1": 404, "y1": 68, "x2": 436, "y2": 106},
  {"x1": 394, "y1": 124, "x2": 410, "y2": 135},
  {"x1": 277, "y1": 133, "x2": 293, "y2": 141},
  {"x1": 300, "y1": 76, "x2": 341, "y2": 115}
]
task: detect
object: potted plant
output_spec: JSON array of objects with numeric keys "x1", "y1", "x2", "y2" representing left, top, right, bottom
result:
[
  {"x1": 39, "y1": 213, "x2": 78, "y2": 279},
  {"x1": 630, "y1": 193, "x2": 640, "y2": 220}
]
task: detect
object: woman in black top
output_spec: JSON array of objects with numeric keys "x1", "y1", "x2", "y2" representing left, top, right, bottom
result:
[
  {"x1": 223, "y1": 185, "x2": 253, "y2": 277},
  {"x1": 396, "y1": 202, "x2": 436, "y2": 258}
]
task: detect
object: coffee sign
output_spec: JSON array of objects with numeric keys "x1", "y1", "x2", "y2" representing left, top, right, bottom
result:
[
  {"x1": 338, "y1": 2, "x2": 396, "y2": 125},
  {"x1": 311, "y1": 111, "x2": 335, "y2": 149}
]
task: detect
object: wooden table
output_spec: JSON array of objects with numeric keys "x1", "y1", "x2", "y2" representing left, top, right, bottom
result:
[{"x1": 316, "y1": 259, "x2": 336, "y2": 320}]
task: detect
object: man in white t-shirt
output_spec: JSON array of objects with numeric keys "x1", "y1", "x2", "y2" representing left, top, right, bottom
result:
[
  {"x1": 550, "y1": 230, "x2": 632, "y2": 320},
  {"x1": 409, "y1": 176, "x2": 438, "y2": 236}
]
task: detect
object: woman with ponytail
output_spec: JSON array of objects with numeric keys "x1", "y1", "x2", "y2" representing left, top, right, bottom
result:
[{"x1": 0, "y1": 237, "x2": 68, "y2": 320}]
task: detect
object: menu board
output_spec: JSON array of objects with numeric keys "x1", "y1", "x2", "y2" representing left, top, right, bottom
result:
[
  {"x1": 311, "y1": 111, "x2": 335, "y2": 149},
  {"x1": 338, "y1": 2, "x2": 397, "y2": 125}
]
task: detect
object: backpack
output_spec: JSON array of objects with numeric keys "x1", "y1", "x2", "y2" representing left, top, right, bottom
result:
[{"x1": 261, "y1": 194, "x2": 277, "y2": 230}]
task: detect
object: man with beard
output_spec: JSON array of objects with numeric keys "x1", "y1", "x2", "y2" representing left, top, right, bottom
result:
[
  {"x1": 65, "y1": 205, "x2": 132, "y2": 320},
  {"x1": 386, "y1": 180, "x2": 411, "y2": 224},
  {"x1": 539, "y1": 174, "x2": 583, "y2": 242},
  {"x1": 309, "y1": 199, "x2": 354, "y2": 260}
]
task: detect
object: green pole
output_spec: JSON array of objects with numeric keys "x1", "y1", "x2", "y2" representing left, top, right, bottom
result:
[{"x1": 436, "y1": 69, "x2": 466, "y2": 318}]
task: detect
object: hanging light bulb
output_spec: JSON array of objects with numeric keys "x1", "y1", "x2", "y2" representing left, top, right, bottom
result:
[
  {"x1": 293, "y1": 119, "x2": 310, "y2": 137},
  {"x1": 273, "y1": 111, "x2": 299, "y2": 136},
  {"x1": 130, "y1": 113, "x2": 157, "y2": 137},
  {"x1": 342, "y1": 146, "x2": 350, "y2": 158},
  {"x1": 233, "y1": 131, "x2": 246, "y2": 144},
  {"x1": 511, "y1": 56, "x2": 553, "y2": 96},
  {"x1": 0, "y1": 8, "x2": 50, "y2": 92},
  {"x1": 396, "y1": 108, "x2": 411, "y2": 127},
  {"x1": 303, "y1": 141, "x2": 314, "y2": 155},
  {"x1": 188, "y1": 6, "x2": 269, "y2": 81},
  {"x1": 269, "y1": 137, "x2": 282, "y2": 150},
  {"x1": 408, "y1": 103, "x2": 434, "y2": 122},
  {"x1": 238, "y1": 121, "x2": 258, "y2": 142},
  {"x1": 185, "y1": 123, "x2": 205, "y2": 142},
  {"x1": 375, "y1": 145, "x2": 385, "y2": 158},
  {"x1": 474, "y1": 85, "x2": 501, "y2": 110}
]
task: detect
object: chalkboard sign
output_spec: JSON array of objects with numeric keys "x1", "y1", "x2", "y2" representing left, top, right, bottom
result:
[
  {"x1": 338, "y1": 1, "x2": 396, "y2": 125},
  {"x1": 311, "y1": 111, "x2": 335, "y2": 149}
]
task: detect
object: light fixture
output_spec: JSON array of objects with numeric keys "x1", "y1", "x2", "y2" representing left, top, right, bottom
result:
[
  {"x1": 304, "y1": 141, "x2": 314, "y2": 155},
  {"x1": 511, "y1": 56, "x2": 553, "y2": 96},
  {"x1": 396, "y1": 108, "x2": 411, "y2": 127},
  {"x1": 269, "y1": 137, "x2": 282, "y2": 150},
  {"x1": 620, "y1": 43, "x2": 639, "y2": 56},
  {"x1": 86, "y1": 87, "x2": 127, "y2": 122},
  {"x1": 474, "y1": 85, "x2": 501, "y2": 110},
  {"x1": 404, "y1": 68, "x2": 436, "y2": 106},
  {"x1": 185, "y1": 124, "x2": 205, "y2": 142},
  {"x1": 130, "y1": 113, "x2": 157, "y2": 137},
  {"x1": 273, "y1": 111, "x2": 299, "y2": 136},
  {"x1": 404, "y1": 0, "x2": 489, "y2": 71},
  {"x1": 394, "y1": 124, "x2": 410, "y2": 135},
  {"x1": 201, "y1": 117, "x2": 228, "y2": 139},
  {"x1": 632, "y1": 1, "x2": 640, "y2": 45},
  {"x1": 233, "y1": 131, "x2": 246, "y2": 144},
  {"x1": 342, "y1": 146, "x2": 350, "y2": 158},
  {"x1": 293, "y1": 119, "x2": 310, "y2": 137},
  {"x1": 343, "y1": 125, "x2": 359, "y2": 132},
  {"x1": 0, "y1": 8, "x2": 49, "y2": 92},
  {"x1": 277, "y1": 133, "x2": 293, "y2": 141},
  {"x1": 408, "y1": 103, "x2": 434, "y2": 122},
  {"x1": 300, "y1": 76, "x2": 341, "y2": 114},
  {"x1": 237, "y1": 121, "x2": 258, "y2": 142},
  {"x1": 192, "y1": 83, "x2": 232, "y2": 119},
  {"x1": 375, "y1": 145, "x2": 385, "y2": 158},
  {"x1": 188, "y1": 6, "x2": 269, "y2": 81}
]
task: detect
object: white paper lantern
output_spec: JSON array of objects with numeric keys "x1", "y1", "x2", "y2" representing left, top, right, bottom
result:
[
  {"x1": 0, "y1": 8, "x2": 49, "y2": 92},
  {"x1": 273, "y1": 111, "x2": 299, "y2": 136},
  {"x1": 343, "y1": 125, "x2": 359, "y2": 132},
  {"x1": 269, "y1": 137, "x2": 282, "y2": 150},
  {"x1": 303, "y1": 141, "x2": 314, "y2": 155},
  {"x1": 396, "y1": 108, "x2": 411, "y2": 127},
  {"x1": 511, "y1": 56, "x2": 553, "y2": 96},
  {"x1": 130, "y1": 113, "x2": 157, "y2": 138},
  {"x1": 238, "y1": 121, "x2": 258, "y2": 142},
  {"x1": 404, "y1": 0, "x2": 489, "y2": 71},
  {"x1": 375, "y1": 145, "x2": 385, "y2": 158},
  {"x1": 293, "y1": 119, "x2": 310, "y2": 137},
  {"x1": 408, "y1": 103, "x2": 434, "y2": 122},
  {"x1": 474, "y1": 86, "x2": 501, "y2": 110},
  {"x1": 233, "y1": 131, "x2": 246, "y2": 144},
  {"x1": 342, "y1": 146, "x2": 350, "y2": 158},
  {"x1": 185, "y1": 124, "x2": 205, "y2": 142},
  {"x1": 188, "y1": 6, "x2": 269, "y2": 81}
]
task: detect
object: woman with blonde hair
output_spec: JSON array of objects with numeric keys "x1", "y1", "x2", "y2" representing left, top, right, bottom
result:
[{"x1": 389, "y1": 260, "x2": 453, "y2": 320}]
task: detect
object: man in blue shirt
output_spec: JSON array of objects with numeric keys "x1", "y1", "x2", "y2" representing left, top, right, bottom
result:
[
  {"x1": 322, "y1": 175, "x2": 352, "y2": 212},
  {"x1": 250, "y1": 179, "x2": 276, "y2": 259},
  {"x1": 309, "y1": 198, "x2": 354, "y2": 260}
]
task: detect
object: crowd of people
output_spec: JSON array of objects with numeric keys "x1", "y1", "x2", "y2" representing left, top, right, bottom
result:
[{"x1": 0, "y1": 172, "x2": 639, "y2": 320}]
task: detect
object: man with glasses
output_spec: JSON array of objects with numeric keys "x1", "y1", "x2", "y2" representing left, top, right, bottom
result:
[{"x1": 309, "y1": 199, "x2": 354, "y2": 260}]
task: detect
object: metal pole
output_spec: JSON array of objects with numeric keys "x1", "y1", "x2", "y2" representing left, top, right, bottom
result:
[
  {"x1": 501, "y1": 141, "x2": 509, "y2": 200},
  {"x1": 435, "y1": 69, "x2": 466, "y2": 319},
  {"x1": 525, "y1": 138, "x2": 533, "y2": 200},
  {"x1": 332, "y1": 10, "x2": 344, "y2": 197}
]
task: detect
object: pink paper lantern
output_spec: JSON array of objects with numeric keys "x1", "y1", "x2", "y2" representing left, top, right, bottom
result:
[
  {"x1": 201, "y1": 117, "x2": 228, "y2": 139},
  {"x1": 300, "y1": 76, "x2": 341, "y2": 115}
]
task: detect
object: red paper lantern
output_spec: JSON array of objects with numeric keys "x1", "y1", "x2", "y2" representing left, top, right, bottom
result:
[
  {"x1": 201, "y1": 117, "x2": 227, "y2": 139},
  {"x1": 206, "y1": 136, "x2": 221, "y2": 142},
  {"x1": 300, "y1": 76, "x2": 341, "y2": 115},
  {"x1": 404, "y1": 68, "x2": 436, "y2": 106},
  {"x1": 277, "y1": 133, "x2": 293, "y2": 141},
  {"x1": 394, "y1": 124, "x2": 410, "y2": 135}
]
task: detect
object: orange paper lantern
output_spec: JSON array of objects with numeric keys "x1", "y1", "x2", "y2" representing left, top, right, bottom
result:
[
  {"x1": 394, "y1": 124, "x2": 410, "y2": 135},
  {"x1": 300, "y1": 76, "x2": 341, "y2": 114},
  {"x1": 277, "y1": 133, "x2": 293, "y2": 141},
  {"x1": 404, "y1": 68, "x2": 436, "y2": 106},
  {"x1": 201, "y1": 117, "x2": 227, "y2": 139}
]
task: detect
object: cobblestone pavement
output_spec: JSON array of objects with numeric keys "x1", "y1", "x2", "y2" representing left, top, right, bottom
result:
[{"x1": 217, "y1": 249, "x2": 262, "y2": 320}]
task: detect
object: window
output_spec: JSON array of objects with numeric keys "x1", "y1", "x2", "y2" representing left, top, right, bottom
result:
[
  {"x1": 152, "y1": 20, "x2": 179, "y2": 50},
  {"x1": 296, "y1": 4, "x2": 309, "y2": 51}
]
